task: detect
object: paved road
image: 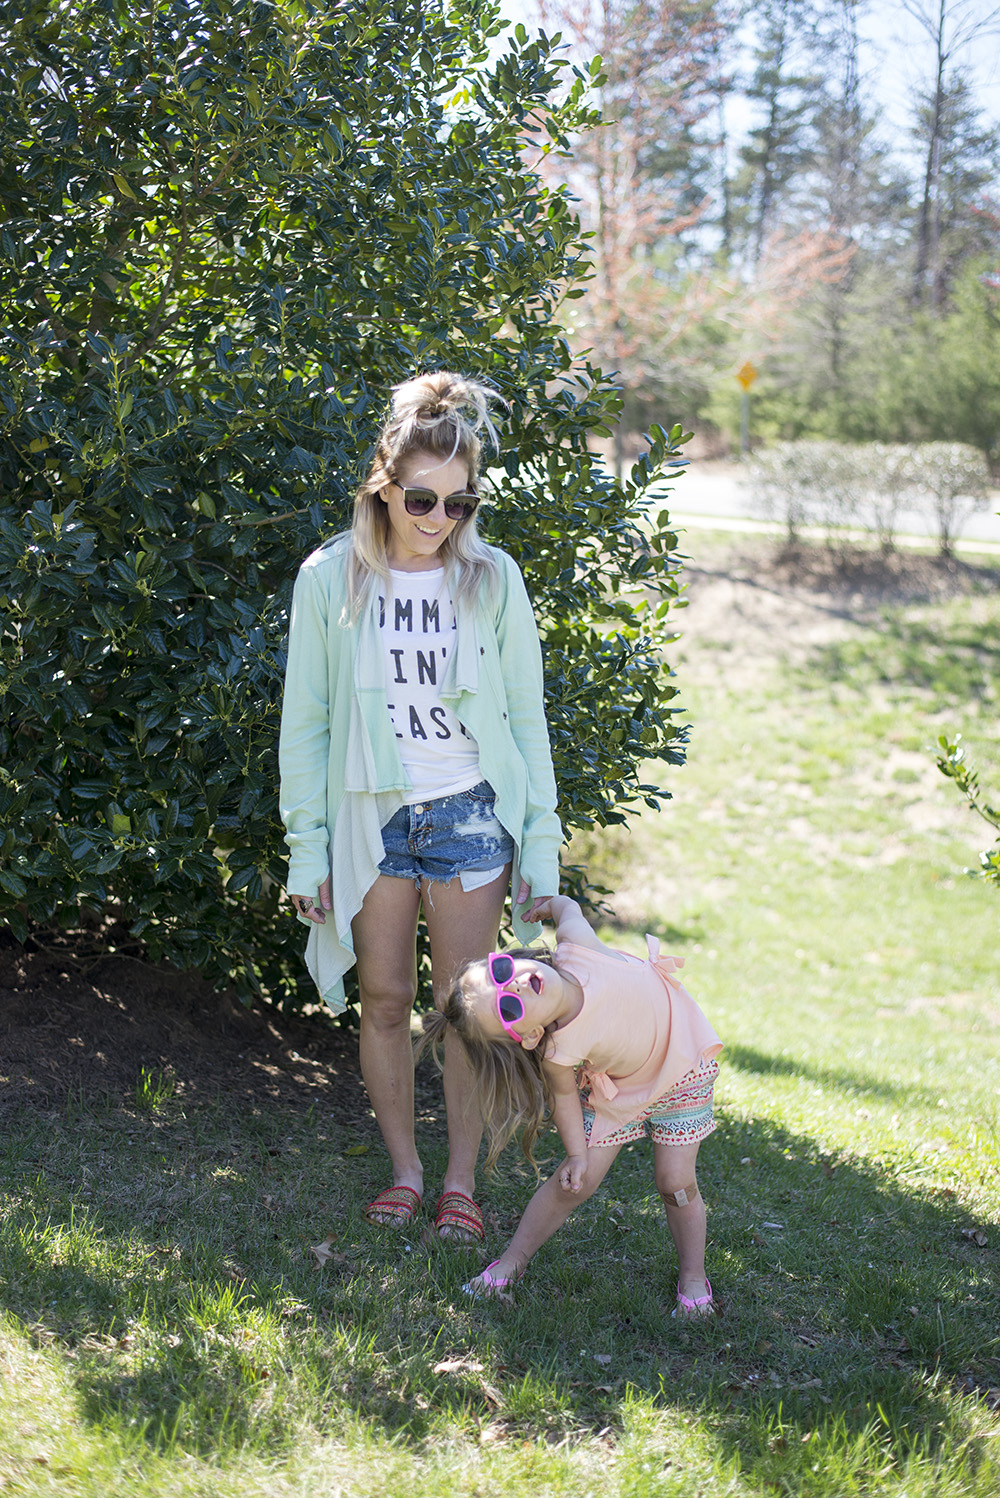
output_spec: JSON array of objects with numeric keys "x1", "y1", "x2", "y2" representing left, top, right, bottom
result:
[{"x1": 661, "y1": 461, "x2": 1000, "y2": 553}]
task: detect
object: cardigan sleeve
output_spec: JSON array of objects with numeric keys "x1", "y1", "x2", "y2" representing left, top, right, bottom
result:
[
  {"x1": 278, "y1": 557, "x2": 334, "y2": 896},
  {"x1": 494, "y1": 553, "x2": 562, "y2": 897}
]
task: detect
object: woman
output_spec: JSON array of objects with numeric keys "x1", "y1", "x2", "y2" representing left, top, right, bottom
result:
[{"x1": 278, "y1": 372, "x2": 561, "y2": 1242}]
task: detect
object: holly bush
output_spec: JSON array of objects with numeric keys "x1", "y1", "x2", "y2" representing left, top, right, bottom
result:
[{"x1": 0, "y1": 0, "x2": 689, "y2": 1010}]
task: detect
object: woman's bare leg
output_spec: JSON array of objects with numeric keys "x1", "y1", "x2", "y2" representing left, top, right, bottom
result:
[
  {"x1": 351, "y1": 875, "x2": 423, "y2": 1214},
  {"x1": 421, "y1": 866, "x2": 510, "y2": 1226}
]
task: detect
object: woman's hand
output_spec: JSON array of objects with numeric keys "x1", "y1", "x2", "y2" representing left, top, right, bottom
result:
[
  {"x1": 516, "y1": 882, "x2": 553, "y2": 924},
  {"x1": 558, "y1": 1155, "x2": 588, "y2": 1194},
  {"x1": 289, "y1": 878, "x2": 332, "y2": 924}
]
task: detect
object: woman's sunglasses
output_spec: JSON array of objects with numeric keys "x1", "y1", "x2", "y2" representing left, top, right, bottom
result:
[
  {"x1": 399, "y1": 485, "x2": 480, "y2": 522},
  {"x1": 486, "y1": 952, "x2": 525, "y2": 1041}
]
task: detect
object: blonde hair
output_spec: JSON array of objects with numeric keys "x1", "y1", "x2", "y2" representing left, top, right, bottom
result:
[
  {"x1": 345, "y1": 371, "x2": 507, "y2": 619},
  {"x1": 414, "y1": 947, "x2": 561, "y2": 1174}
]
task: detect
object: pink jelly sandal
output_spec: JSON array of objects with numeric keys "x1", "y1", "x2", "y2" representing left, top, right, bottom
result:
[
  {"x1": 671, "y1": 1279, "x2": 714, "y2": 1317},
  {"x1": 462, "y1": 1260, "x2": 519, "y2": 1300}
]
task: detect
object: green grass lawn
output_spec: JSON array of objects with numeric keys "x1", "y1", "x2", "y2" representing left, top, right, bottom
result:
[{"x1": 2, "y1": 535, "x2": 998, "y2": 1496}]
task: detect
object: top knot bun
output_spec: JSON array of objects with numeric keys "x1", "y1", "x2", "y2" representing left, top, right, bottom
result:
[{"x1": 389, "y1": 371, "x2": 504, "y2": 452}]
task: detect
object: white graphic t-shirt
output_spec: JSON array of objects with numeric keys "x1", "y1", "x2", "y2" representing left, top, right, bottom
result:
[{"x1": 381, "y1": 567, "x2": 482, "y2": 804}]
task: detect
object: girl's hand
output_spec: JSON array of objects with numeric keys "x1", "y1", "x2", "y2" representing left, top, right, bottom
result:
[
  {"x1": 517, "y1": 883, "x2": 553, "y2": 924},
  {"x1": 290, "y1": 878, "x2": 332, "y2": 924},
  {"x1": 559, "y1": 1155, "x2": 588, "y2": 1194}
]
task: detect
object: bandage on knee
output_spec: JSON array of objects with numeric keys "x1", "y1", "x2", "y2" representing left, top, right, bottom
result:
[{"x1": 662, "y1": 1182, "x2": 699, "y2": 1208}]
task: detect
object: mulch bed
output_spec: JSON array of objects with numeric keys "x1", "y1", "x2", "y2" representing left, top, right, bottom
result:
[{"x1": 0, "y1": 929, "x2": 375, "y2": 1122}]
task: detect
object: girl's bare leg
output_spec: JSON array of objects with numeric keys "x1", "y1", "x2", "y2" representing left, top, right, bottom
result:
[
  {"x1": 474, "y1": 1143, "x2": 625, "y2": 1285},
  {"x1": 422, "y1": 866, "x2": 510, "y2": 1227},
  {"x1": 653, "y1": 1140, "x2": 709, "y2": 1305},
  {"x1": 351, "y1": 875, "x2": 423, "y2": 1214}
]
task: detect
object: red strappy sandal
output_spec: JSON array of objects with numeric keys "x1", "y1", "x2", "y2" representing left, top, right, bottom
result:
[
  {"x1": 433, "y1": 1190, "x2": 485, "y2": 1244},
  {"x1": 364, "y1": 1184, "x2": 422, "y2": 1227}
]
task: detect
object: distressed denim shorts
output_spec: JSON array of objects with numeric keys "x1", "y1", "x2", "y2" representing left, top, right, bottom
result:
[{"x1": 377, "y1": 780, "x2": 515, "y2": 892}]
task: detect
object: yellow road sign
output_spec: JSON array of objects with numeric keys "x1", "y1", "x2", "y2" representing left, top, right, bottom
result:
[{"x1": 736, "y1": 360, "x2": 758, "y2": 390}]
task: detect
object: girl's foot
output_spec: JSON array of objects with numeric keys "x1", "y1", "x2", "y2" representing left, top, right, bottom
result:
[
  {"x1": 462, "y1": 1259, "x2": 519, "y2": 1302},
  {"x1": 672, "y1": 1277, "x2": 713, "y2": 1317}
]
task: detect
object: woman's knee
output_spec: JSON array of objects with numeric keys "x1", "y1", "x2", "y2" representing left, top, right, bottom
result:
[{"x1": 359, "y1": 982, "x2": 416, "y2": 1032}]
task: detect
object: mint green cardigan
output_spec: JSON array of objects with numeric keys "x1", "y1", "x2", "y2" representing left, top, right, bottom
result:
[{"x1": 278, "y1": 536, "x2": 563, "y2": 1012}]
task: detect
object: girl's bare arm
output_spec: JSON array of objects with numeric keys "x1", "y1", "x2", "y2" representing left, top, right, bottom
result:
[
  {"x1": 544, "y1": 1058, "x2": 588, "y2": 1191},
  {"x1": 533, "y1": 894, "x2": 606, "y2": 952}
]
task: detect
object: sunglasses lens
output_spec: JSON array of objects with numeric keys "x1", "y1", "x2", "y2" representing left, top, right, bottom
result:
[
  {"x1": 490, "y1": 954, "x2": 515, "y2": 985},
  {"x1": 443, "y1": 493, "x2": 478, "y2": 521},
  {"x1": 498, "y1": 993, "x2": 524, "y2": 1023},
  {"x1": 402, "y1": 488, "x2": 437, "y2": 516}
]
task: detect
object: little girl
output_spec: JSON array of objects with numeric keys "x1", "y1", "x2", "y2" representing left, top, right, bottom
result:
[{"x1": 420, "y1": 895, "x2": 723, "y2": 1314}]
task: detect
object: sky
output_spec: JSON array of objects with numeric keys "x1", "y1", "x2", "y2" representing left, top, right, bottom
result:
[{"x1": 494, "y1": 0, "x2": 1000, "y2": 161}]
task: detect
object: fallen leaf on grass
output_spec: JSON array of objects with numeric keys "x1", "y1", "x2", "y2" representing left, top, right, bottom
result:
[
  {"x1": 310, "y1": 1236, "x2": 345, "y2": 1268},
  {"x1": 433, "y1": 1357, "x2": 485, "y2": 1376},
  {"x1": 961, "y1": 1226, "x2": 988, "y2": 1247},
  {"x1": 343, "y1": 1144, "x2": 369, "y2": 1157},
  {"x1": 594, "y1": 1353, "x2": 612, "y2": 1366}
]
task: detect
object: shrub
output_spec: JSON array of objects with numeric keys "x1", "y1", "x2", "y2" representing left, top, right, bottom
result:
[
  {"x1": 747, "y1": 440, "x2": 992, "y2": 554},
  {"x1": 862, "y1": 444, "x2": 920, "y2": 553},
  {"x1": 0, "y1": 0, "x2": 689, "y2": 1011},
  {"x1": 911, "y1": 442, "x2": 991, "y2": 556},
  {"x1": 747, "y1": 441, "x2": 865, "y2": 545}
]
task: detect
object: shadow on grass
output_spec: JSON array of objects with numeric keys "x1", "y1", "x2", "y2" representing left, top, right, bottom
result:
[
  {"x1": 802, "y1": 611, "x2": 1000, "y2": 706},
  {"x1": 725, "y1": 1041, "x2": 951, "y2": 1112},
  {"x1": 0, "y1": 1084, "x2": 997, "y2": 1483}
]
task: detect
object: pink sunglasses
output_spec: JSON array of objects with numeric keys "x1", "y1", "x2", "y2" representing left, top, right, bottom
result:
[{"x1": 486, "y1": 952, "x2": 525, "y2": 1041}]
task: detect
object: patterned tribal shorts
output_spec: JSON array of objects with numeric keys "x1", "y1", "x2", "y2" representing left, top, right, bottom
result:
[{"x1": 580, "y1": 1057, "x2": 720, "y2": 1149}]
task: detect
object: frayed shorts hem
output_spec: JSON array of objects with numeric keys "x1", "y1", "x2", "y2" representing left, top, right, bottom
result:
[{"x1": 380, "y1": 863, "x2": 509, "y2": 897}]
